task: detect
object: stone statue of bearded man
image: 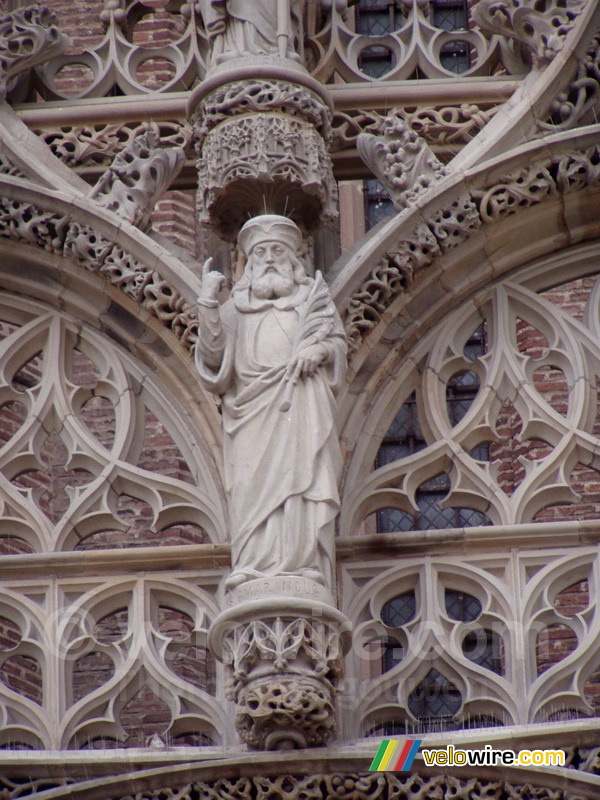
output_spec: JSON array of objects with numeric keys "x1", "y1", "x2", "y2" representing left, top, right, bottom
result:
[{"x1": 195, "y1": 215, "x2": 347, "y2": 590}]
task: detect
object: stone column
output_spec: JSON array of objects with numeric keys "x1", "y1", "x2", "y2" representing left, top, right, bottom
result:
[{"x1": 189, "y1": 6, "x2": 349, "y2": 749}]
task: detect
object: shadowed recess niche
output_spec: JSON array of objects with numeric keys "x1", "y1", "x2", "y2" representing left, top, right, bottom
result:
[{"x1": 0, "y1": 296, "x2": 224, "y2": 554}]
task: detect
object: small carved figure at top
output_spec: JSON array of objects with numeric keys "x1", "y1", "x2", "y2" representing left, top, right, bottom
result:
[
  {"x1": 195, "y1": 215, "x2": 347, "y2": 591},
  {"x1": 200, "y1": 0, "x2": 349, "y2": 65}
]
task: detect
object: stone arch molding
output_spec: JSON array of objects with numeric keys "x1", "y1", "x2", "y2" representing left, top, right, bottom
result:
[{"x1": 0, "y1": 293, "x2": 226, "y2": 554}]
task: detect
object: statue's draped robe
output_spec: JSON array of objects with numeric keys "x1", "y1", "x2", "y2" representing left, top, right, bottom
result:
[
  {"x1": 196, "y1": 274, "x2": 346, "y2": 586},
  {"x1": 202, "y1": 0, "x2": 300, "y2": 58}
]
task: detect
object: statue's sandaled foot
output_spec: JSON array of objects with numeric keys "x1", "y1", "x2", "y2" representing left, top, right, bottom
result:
[
  {"x1": 300, "y1": 568, "x2": 323, "y2": 584},
  {"x1": 225, "y1": 571, "x2": 250, "y2": 590}
]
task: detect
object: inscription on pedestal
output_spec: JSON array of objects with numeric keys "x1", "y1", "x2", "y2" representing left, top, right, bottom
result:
[{"x1": 225, "y1": 576, "x2": 332, "y2": 607}]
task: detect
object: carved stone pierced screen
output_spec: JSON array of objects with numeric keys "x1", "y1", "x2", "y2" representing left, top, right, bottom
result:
[
  {"x1": 0, "y1": 295, "x2": 226, "y2": 749},
  {"x1": 347, "y1": 273, "x2": 600, "y2": 531},
  {"x1": 0, "y1": 296, "x2": 224, "y2": 554}
]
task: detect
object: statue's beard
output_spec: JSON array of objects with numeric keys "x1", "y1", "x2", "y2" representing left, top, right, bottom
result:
[{"x1": 251, "y1": 271, "x2": 295, "y2": 299}]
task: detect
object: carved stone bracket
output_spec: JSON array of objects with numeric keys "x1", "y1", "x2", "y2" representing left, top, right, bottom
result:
[
  {"x1": 189, "y1": 72, "x2": 337, "y2": 240},
  {"x1": 194, "y1": 79, "x2": 332, "y2": 144},
  {"x1": 209, "y1": 581, "x2": 349, "y2": 750},
  {"x1": 472, "y1": 0, "x2": 587, "y2": 63},
  {"x1": 357, "y1": 114, "x2": 448, "y2": 212},
  {"x1": 89, "y1": 130, "x2": 185, "y2": 232},
  {"x1": 0, "y1": 5, "x2": 68, "y2": 100}
]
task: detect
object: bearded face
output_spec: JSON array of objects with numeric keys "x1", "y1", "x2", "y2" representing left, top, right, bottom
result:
[{"x1": 249, "y1": 241, "x2": 296, "y2": 299}]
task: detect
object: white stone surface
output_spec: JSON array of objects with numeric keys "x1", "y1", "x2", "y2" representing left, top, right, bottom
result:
[{"x1": 196, "y1": 215, "x2": 347, "y2": 590}]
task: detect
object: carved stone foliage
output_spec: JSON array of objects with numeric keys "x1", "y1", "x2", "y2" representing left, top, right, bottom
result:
[
  {"x1": 342, "y1": 548, "x2": 600, "y2": 733},
  {"x1": 191, "y1": 80, "x2": 337, "y2": 239},
  {"x1": 472, "y1": 0, "x2": 587, "y2": 63},
  {"x1": 5, "y1": 772, "x2": 596, "y2": 800},
  {"x1": 0, "y1": 571, "x2": 221, "y2": 749},
  {"x1": 0, "y1": 5, "x2": 68, "y2": 100},
  {"x1": 342, "y1": 141, "x2": 600, "y2": 354},
  {"x1": 192, "y1": 79, "x2": 332, "y2": 144},
  {"x1": 540, "y1": 31, "x2": 600, "y2": 133},
  {"x1": 89, "y1": 130, "x2": 185, "y2": 231},
  {"x1": 36, "y1": 120, "x2": 193, "y2": 170},
  {"x1": 0, "y1": 192, "x2": 199, "y2": 351},
  {"x1": 357, "y1": 115, "x2": 448, "y2": 212},
  {"x1": 0, "y1": 296, "x2": 224, "y2": 554},
  {"x1": 333, "y1": 104, "x2": 502, "y2": 153},
  {"x1": 217, "y1": 606, "x2": 344, "y2": 749},
  {"x1": 235, "y1": 677, "x2": 336, "y2": 749}
]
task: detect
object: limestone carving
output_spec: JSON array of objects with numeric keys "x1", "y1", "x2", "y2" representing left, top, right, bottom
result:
[
  {"x1": 225, "y1": 617, "x2": 341, "y2": 681},
  {"x1": 357, "y1": 115, "x2": 447, "y2": 212},
  {"x1": 472, "y1": 0, "x2": 587, "y2": 62},
  {"x1": 0, "y1": 5, "x2": 67, "y2": 99},
  {"x1": 35, "y1": 0, "x2": 207, "y2": 99},
  {"x1": 342, "y1": 138, "x2": 600, "y2": 353},
  {"x1": 0, "y1": 193, "x2": 199, "y2": 350},
  {"x1": 192, "y1": 82, "x2": 338, "y2": 239},
  {"x1": 333, "y1": 104, "x2": 501, "y2": 152},
  {"x1": 235, "y1": 677, "x2": 335, "y2": 749},
  {"x1": 194, "y1": 79, "x2": 332, "y2": 143},
  {"x1": 196, "y1": 215, "x2": 347, "y2": 590},
  {"x1": 23, "y1": 772, "x2": 599, "y2": 800},
  {"x1": 89, "y1": 131, "x2": 185, "y2": 232},
  {"x1": 200, "y1": 0, "x2": 303, "y2": 63},
  {"x1": 473, "y1": 163, "x2": 557, "y2": 223},
  {"x1": 200, "y1": 0, "x2": 349, "y2": 65},
  {"x1": 38, "y1": 120, "x2": 192, "y2": 170},
  {"x1": 540, "y1": 32, "x2": 600, "y2": 133},
  {"x1": 9, "y1": 0, "x2": 529, "y2": 101}
]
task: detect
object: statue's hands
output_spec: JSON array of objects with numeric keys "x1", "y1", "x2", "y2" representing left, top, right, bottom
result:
[
  {"x1": 286, "y1": 343, "x2": 329, "y2": 383},
  {"x1": 200, "y1": 257, "x2": 225, "y2": 302}
]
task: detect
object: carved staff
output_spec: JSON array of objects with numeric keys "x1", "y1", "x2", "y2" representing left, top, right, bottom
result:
[
  {"x1": 280, "y1": 273, "x2": 334, "y2": 412},
  {"x1": 277, "y1": 0, "x2": 289, "y2": 58}
]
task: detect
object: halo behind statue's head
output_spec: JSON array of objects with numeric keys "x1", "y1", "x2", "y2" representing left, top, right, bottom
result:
[{"x1": 238, "y1": 215, "x2": 303, "y2": 257}]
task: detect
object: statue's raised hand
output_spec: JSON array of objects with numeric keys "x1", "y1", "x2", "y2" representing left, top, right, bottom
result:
[{"x1": 200, "y1": 257, "x2": 225, "y2": 302}]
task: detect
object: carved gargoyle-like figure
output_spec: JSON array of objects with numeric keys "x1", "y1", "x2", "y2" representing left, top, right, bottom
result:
[
  {"x1": 89, "y1": 130, "x2": 185, "y2": 232},
  {"x1": 357, "y1": 115, "x2": 447, "y2": 212},
  {"x1": 0, "y1": 5, "x2": 68, "y2": 100}
]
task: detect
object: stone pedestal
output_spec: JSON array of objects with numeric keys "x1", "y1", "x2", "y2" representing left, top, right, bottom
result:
[
  {"x1": 188, "y1": 65, "x2": 338, "y2": 241},
  {"x1": 209, "y1": 578, "x2": 350, "y2": 750}
]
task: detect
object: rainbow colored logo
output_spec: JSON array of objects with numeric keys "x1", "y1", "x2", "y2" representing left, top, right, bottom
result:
[{"x1": 369, "y1": 738, "x2": 422, "y2": 772}]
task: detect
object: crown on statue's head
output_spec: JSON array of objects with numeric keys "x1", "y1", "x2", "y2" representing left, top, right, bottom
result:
[{"x1": 238, "y1": 215, "x2": 303, "y2": 257}]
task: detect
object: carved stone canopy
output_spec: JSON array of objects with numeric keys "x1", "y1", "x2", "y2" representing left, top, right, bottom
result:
[{"x1": 188, "y1": 66, "x2": 338, "y2": 241}]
